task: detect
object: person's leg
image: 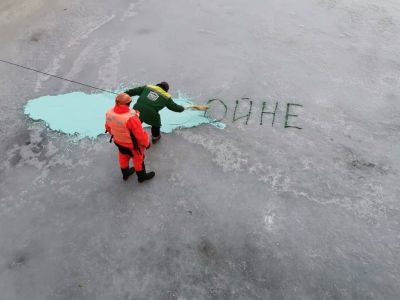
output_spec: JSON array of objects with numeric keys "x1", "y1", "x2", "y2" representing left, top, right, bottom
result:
[
  {"x1": 133, "y1": 150, "x2": 155, "y2": 182},
  {"x1": 151, "y1": 126, "x2": 161, "y2": 144},
  {"x1": 118, "y1": 151, "x2": 130, "y2": 169},
  {"x1": 116, "y1": 145, "x2": 135, "y2": 180},
  {"x1": 118, "y1": 151, "x2": 134, "y2": 180},
  {"x1": 121, "y1": 167, "x2": 135, "y2": 181},
  {"x1": 151, "y1": 126, "x2": 160, "y2": 137},
  {"x1": 132, "y1": 150, "x2": 144, "y2": 172}
]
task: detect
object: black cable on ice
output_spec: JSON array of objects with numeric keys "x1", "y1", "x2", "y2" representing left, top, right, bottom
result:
[{"x1": 0, "y1": 58, "x2": 118, "y2": 95}]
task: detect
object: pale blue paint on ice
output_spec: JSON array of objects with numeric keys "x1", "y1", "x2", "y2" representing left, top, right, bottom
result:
[{"x1": 24, "y1": 92, "x2": 225, "y2": 139}]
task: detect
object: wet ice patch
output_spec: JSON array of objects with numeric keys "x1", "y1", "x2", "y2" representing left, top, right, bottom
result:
[{"x1": 24, "y1": 91, "x2": 225, "y2": 139}]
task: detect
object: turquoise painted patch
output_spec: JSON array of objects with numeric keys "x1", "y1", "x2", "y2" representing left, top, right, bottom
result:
[{"x1": 24, "y1": 92, "x2": 225, "y2": 139}]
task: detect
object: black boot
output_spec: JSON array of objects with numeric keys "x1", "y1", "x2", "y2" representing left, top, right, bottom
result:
[
  {"x1": 136, "y1": 163, "x2": 155, "y2": 183},
  {"x1": 137, "y1": 170, "x2": 155, "y2": 182},
  {"x1": 152, "y1": 135, "x2": 161, "y2": 144},
  {"x1": 121, "y1": 167, "x2": 135, "y2": 181}
]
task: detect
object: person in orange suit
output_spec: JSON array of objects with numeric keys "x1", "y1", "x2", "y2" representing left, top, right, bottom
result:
[{"x1": 105, "y1": 93, "x2": 155, "y2": 182}]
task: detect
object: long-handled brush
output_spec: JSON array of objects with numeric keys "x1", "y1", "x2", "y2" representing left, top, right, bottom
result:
[{"x1": 186, "y1": 105, "x2": 209, "y2": 111}]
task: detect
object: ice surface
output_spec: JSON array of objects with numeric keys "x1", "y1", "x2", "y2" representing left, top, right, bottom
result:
[
  {"x1": 24, "y1": 91, "x2": 224, "y2": 138},
  {"x1": 1, "y1": 0, "x2": 400, "y2": 299}
]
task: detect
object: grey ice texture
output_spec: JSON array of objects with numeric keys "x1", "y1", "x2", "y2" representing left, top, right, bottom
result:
[{"x1": 0, "y1": 0, "x2": 399, "y2": 299}]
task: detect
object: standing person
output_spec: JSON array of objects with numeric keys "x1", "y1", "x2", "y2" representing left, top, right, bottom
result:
[
  {"x1": 124, "y1": 82, "x2": 184, "y2": 144},
  {"x1": 105, "y1": 93, "x2": 155, "y2": 183}
]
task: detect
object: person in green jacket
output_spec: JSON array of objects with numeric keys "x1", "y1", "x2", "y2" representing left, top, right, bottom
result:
[{"x1": 124, "y1": 82, "x2": 185, "y2": 143}]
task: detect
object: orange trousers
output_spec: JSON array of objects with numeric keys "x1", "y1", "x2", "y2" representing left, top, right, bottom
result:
[{"x1": 117, "y1": 146, "x2": 145, "y2": 171}]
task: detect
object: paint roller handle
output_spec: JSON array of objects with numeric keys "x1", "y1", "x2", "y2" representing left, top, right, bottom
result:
[{"x1": 185, "y1": 105, "x2": 209, "y2": 111}]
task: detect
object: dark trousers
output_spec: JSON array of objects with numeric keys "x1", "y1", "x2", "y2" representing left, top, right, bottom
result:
[
  {"x1": 138, "y1": 118, "x2": 160, "y2": 138},
  {"x1": 151, "y1": 126, "x2": 160, "y2": 138}
]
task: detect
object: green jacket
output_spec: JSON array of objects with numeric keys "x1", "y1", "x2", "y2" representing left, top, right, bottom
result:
[{"x1": 125, "y1": 85, "x2": 185, "y2": 127}]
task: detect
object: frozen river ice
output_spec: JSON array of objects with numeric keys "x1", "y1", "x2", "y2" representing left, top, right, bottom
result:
[{"x1": 0, "y1": 0, "x2": 399, "y2": 299}]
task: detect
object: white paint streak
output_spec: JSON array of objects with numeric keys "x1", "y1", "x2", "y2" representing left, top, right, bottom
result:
[
  {"x1": 97, "y1": 39, "x2": 130, "y2": 88},
  {"x1": 34, "y1": 15, "x2": 115, "y2": 92}
]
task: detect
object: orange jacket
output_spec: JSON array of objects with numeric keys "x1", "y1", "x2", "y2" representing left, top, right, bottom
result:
[{"x1": 105, "y1": 105, "x2": 150, "y2": 149}]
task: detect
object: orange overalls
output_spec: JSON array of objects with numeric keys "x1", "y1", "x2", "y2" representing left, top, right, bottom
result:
[{"x1": 105, "y1": 105, "x2": 150, "y2": 171}]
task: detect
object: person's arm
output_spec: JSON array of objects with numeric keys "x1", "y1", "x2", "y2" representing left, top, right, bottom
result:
[
  {"x1": 127, "y1": 117, "x2": 150, "y2": 148},
  {"x1": 124, "y1": 86, "x2": 145, "y2": 97},
  {"x1": 165, "y1": 98, "x2": 185, "y2": 112}
]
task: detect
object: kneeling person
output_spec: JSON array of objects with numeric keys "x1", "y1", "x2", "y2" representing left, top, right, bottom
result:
[{"x1": 105, "y1": 93, "x2": 155, "y2": 182}]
